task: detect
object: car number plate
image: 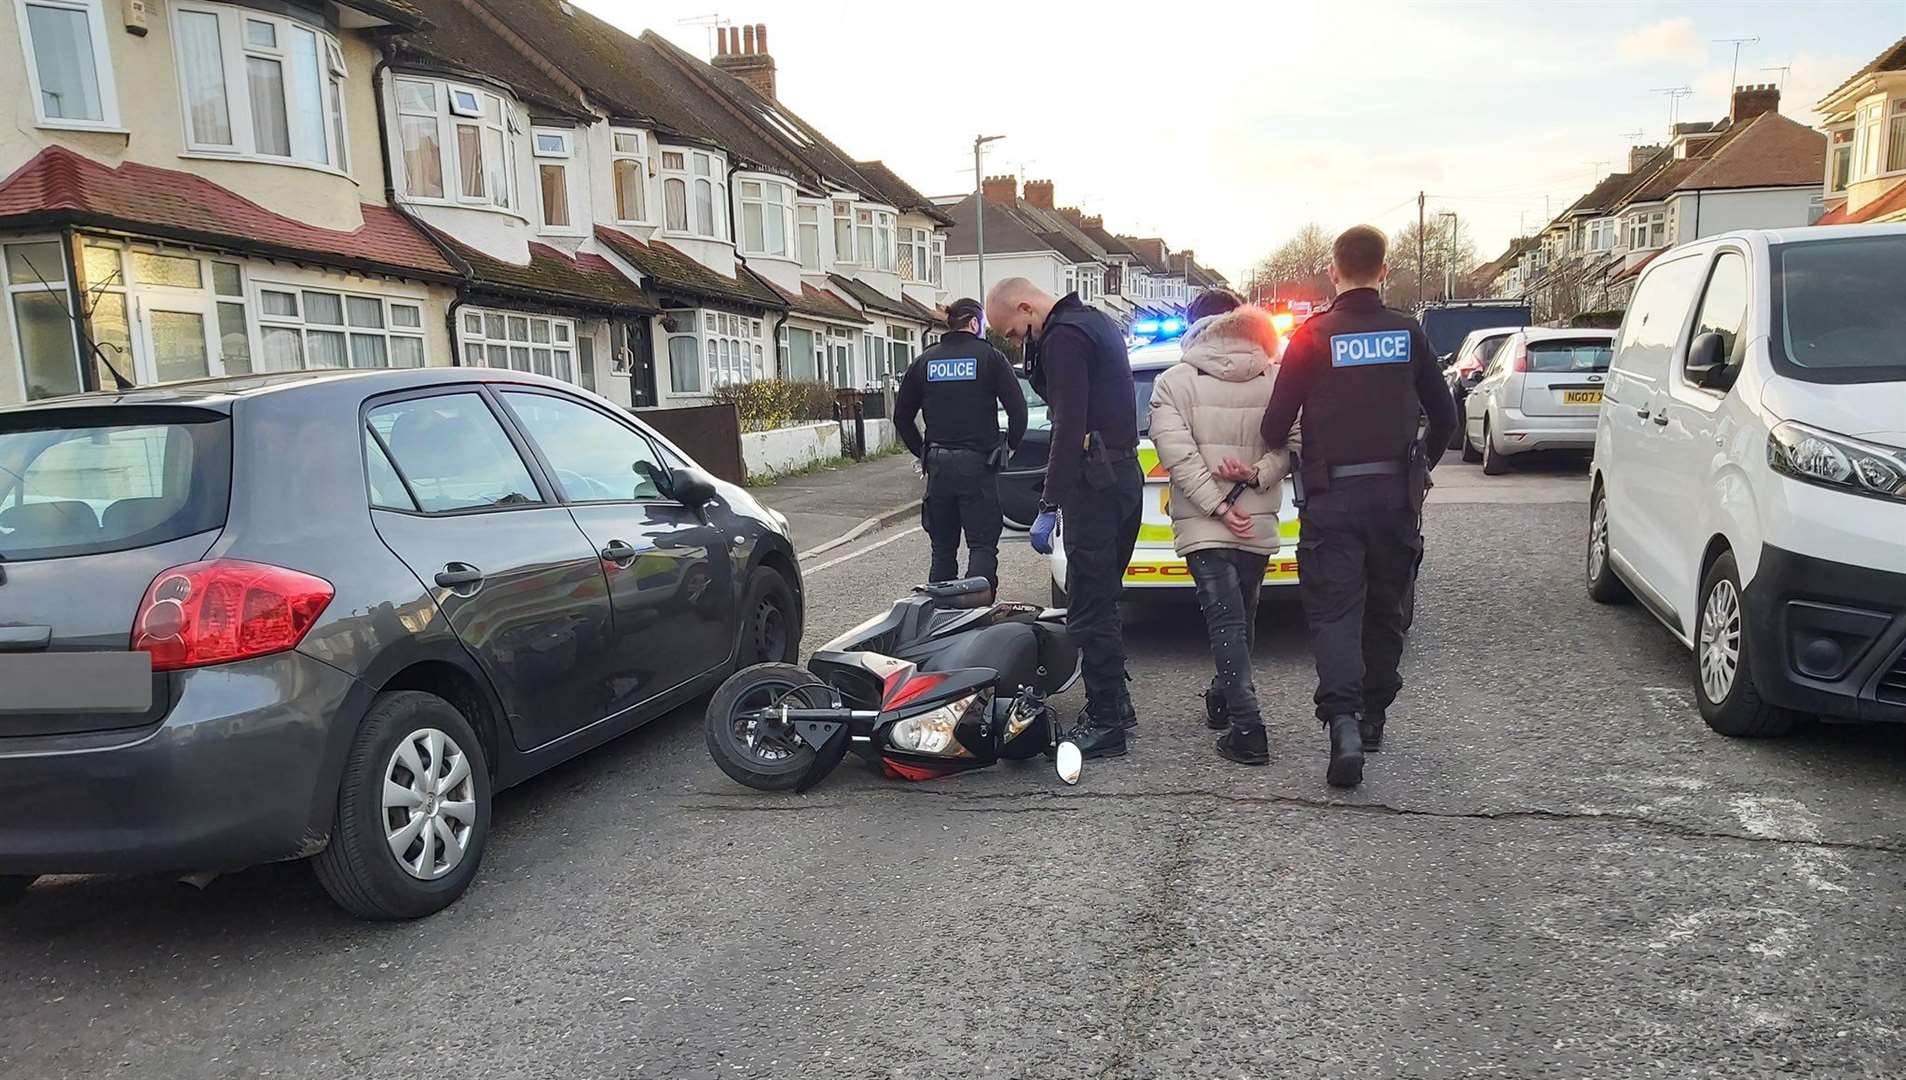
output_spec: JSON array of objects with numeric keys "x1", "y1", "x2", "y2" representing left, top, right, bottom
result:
[
  {"x1": 0, "y1": 652, "x2": 153, "y2": 714},
  {"x1": 1563, "y1": 390, "x2": 1603, "y2": 405}
]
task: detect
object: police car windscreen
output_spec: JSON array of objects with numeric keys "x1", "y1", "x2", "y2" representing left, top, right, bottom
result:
[
  {"x1": 1134, "y1": 368, "x2": 1161, "y2": 435},
  {"x1": 1774, "y1": 235, "x2": 1906, "y2": 378},
  {"x1": 1527, "y1": 341, "x2": 1612, "y2": 373}
]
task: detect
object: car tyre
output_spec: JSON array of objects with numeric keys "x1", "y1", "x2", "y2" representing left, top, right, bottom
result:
[
  {"x1": 313, "y1": 691, "x2": 492, "y2": 920},
  {"x1": 0, "y1": 875, "x2": 36, "y2": 905},
  {"x1": 736, "y1": 567, "x2": 801, "y2": 668},
  {"x1": 1481, "y1": 418, "x2": 1509, "y2": 475},
  {"x1": 1461, "y1": 423, "x2": 1483, "y2": 463},
  {"x1": 1694, "y1": 551, "x2": 1796, "y2": 738},
  {"x1": 1448, "y1": 397, "x2": 1467, "y2": 450},
  {"x1": 1585, "y1": 485, "x2": 1631, "y2": 604}
]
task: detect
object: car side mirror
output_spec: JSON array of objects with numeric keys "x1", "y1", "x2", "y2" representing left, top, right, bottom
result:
[
  {"x1": 1698, "y1": 361, "x2": 1738, "y2": 392},
  {"x1": 1463, "y1": 370, "x2": 1486, "y2": 387},
  {"x1": 1686, "y1": 331, "x2": 1725, "y2": 383},
  {"x1": 666, "y1": 465, "x2": 719, "y2": 510}
]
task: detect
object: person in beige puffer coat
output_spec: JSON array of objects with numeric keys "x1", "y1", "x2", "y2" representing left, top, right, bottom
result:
[{"x1": 1147, "y1": 292, "x2": 1296, "y2": 765}]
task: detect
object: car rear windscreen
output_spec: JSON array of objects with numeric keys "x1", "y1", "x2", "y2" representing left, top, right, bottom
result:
[
  {"x1": 0, "y1": 410, "x2": 231, "y2": 561},
  {"x1": 1774, "y1": 235, "x2": 1906, "y2": 382},
  {"x1": 1527, "y1": 340, "x2": 1613, "y2": 373}
]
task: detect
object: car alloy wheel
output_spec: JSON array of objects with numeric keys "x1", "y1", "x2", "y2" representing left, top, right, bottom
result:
[
  {"x1": 1698, "y1": 578, "x2": 1743, "y2": 705},
  {"x1": 1587, "y1": 497, "x2": 1610, "y2": 584},
  {"x1": 382, "y1": 728, "x2": 477, "y2": 881}
]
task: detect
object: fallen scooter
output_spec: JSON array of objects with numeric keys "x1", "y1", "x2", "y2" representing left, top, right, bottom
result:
[{"x1": 704, "y1": 578, "x2": 1084, "y2": 791}]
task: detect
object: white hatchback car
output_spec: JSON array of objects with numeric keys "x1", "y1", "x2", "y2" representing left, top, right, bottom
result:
[
  {"x1": 1462, "y1": 328, "x2": 1615, "y2": 474},
  {"x1": 1587, "y1": 225, "x2": 1906, "y2": 737}
]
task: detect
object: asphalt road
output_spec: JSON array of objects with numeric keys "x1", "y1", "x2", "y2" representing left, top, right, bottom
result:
[{"x1": 6, "y1": 453, "x2": 1906, "y2": 1079}]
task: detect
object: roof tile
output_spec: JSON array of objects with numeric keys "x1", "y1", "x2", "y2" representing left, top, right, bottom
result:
[
  {"x1": 439, "y1": 233, "x2": 657, "y2": 312},
  {"x1": 593, "y1": 227, "x2": 784, "y2": 310}
]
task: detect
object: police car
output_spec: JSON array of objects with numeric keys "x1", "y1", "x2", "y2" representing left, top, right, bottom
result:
[{"x1": 1044, "y1": 318, "x2": 1300, "y2": 606}]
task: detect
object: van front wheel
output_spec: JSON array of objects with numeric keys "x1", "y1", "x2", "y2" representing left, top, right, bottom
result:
[{"x1": 1694, "y1": 552, "x2": 1795, "y2": 738}]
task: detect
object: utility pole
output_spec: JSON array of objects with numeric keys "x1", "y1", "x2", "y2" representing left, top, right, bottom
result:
[
  {"x1": 1438, "y1": 211, "x2": 1459, "y2": 300},
  {"x1": 1715, "y1": 36, "x2": 1759, "y2": 94},
  {"x1": 973, "y1": 134, "x2": 1004, "y2": 300},
  {"x1": 1416, "y1": 191, "x2": 1425, "y2": 307}
]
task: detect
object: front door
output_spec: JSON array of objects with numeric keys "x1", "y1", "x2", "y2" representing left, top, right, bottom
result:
[
  {"x1": 366, "y1": 389, "x2": 618, "y2": 750},
  {"x1": 494, "y1": 388, "x2": 734, "y2": 717}
]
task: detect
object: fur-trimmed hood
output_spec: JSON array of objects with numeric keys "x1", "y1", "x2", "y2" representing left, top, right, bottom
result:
[{"x1": 1178, "y1": 306, "x2": 1282, "y2": 383}]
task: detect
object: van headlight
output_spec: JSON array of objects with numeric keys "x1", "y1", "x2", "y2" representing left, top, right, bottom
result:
[{"x1": 1768, "y1": 421, "x2": 1906, "y2": 503}]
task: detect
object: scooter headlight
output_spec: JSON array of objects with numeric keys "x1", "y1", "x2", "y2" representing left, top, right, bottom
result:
[{"x1": 886, "y1": 694, "x2": 979, "y2": 757}]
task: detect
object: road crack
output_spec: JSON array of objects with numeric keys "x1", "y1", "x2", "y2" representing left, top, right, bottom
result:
[{"x1": 681, "y1": 789, "x2": 1906, "y2": 855}]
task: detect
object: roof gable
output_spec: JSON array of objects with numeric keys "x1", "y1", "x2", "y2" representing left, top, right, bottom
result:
[{"x1": 1819, "y1": 33, "x2": 1906, "y2": 109}]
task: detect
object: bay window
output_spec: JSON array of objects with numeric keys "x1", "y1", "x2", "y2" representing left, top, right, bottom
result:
[
  {"x1": 667, "y1": 334, "x2": 701, "y2": 394},
  {"x1": 886, "y1": 325, "x2": 914, "y2": 380},
  {"x1": 533, "y1": 128, "x2": 572, "y2": 230},
  {"x1": 459, "y1": 309, "x2": 576, "y2": 383},
  {"x1": 930, "y1": 236, "x2": 944, "y2": 286},
  {"x1": 173, "y1": 4, "x2": 346, "y2": 168},
  {"x1": 393, "y1": 76, "x2": 514, "y2": 210},
  {"x1": 612, "y1": 130, "x2": 648, "y2": 223},
  {"x1": 1889, "y1": 100, "x2": 1906, "y2": 174},
  {"x1": 739, "y1": 178, "x2": 793, "y2": 258},
  {"x1": 658, "y1": 149, "x2": 725, "y2": 239},
  {"x1": 856, "y1": 209, "x2": 896, "y2": 272},
  {"x1": 797, "y1": 204, "x2": 822, "y2": 270},
  {"x1": 257, "y1": 284, "x2": 425, "y2": 371},
  {"x1": 903, "y1": 228, "x2": 930, "y2": 282},
  {"x1": 1626, "y1": 211, "x2": 1666, "y2": 251},
  {"x1": 1829, "y1": 129, "x2": 1853, "y2": 193},
  {"x1": 5, "y1": 241, "x2": 82, "y2": 400},
  {"x1": 702, "y1": 311, "x2": 762, "y2": 387},
  {"x1": 833, "y1": 201, "x2": 855, "y2": 262},
  {"x1": 18, "y1": 0, "x2": 118, "y2": 129},
  {"x1": 1858, "y1": 101, "x2": 1885, "y2": 179}
]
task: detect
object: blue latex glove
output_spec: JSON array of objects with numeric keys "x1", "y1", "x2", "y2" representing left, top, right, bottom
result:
[{"x1": 1029, "y1": 510, "x2": 1058, "y2": 555}]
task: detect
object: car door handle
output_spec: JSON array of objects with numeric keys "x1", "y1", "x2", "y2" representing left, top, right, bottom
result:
[
  {"x1": 1652, "y1": 412, "x2": 1670, "y2": 427},
  {"x1": 0, "y1": 625, "x2": 52, "y2": 652},
  {"x1": 600, "y1": 540, "x2": 638, "y2": 564},
  {"x1": 1635, "y1": 407, "x2": 1651, "y2": 420},
  {"x1": 434, "y1": 563, "x2": 485, "y2": 589}
]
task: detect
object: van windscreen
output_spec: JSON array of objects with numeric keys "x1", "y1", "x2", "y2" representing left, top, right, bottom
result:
[
  {"x1": 0, "y1": 410, "x2": 231, "y2": 561},
  {"x1": 1773, "y1": 235, "x2": 1906, "y2": 383}
]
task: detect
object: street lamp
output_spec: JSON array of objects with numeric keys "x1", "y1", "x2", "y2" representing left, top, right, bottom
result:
[
  {"x1": 973, "y1": 134, "x2": 1004, "y2": 301},
  {"x1": 1438, "y1": 211, "x2": 1459, "y2": 299}
]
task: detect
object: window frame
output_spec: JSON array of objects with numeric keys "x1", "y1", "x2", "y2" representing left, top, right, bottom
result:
[
  {"x1": 392, "y1": 75, "x2": 517, "y2": 213},
  {"x1": 609, "y1": 128, "x2": 650, "y2": 225},
  {"x1": 457, "y1": 307, "x2": 577, "y2": 384},
  {"x1": 1677, "y1": 247, "x2": 1749, "y2": 397},
  {"x1": 531, "y1": 127, "x2": 576, "y2": 234},
  {"x1": 171, "y1": 2, "x2": 347, "y2": 172},
  {"x1": 738, "y1": 176, "x2": 794, "y2": 259},
  {"x1": 657, "y1": 145, "x2": 726, "y2": 241},
  {"x1": 254, "y1": 279, "x2": 427, "y2": 373},
  {"x1": 360, "y1": 386, "x2": 553, "y2": 518},
  {"x1": 4, "y1": 238, "x2": 84, "y2": 401},
  {"x1": 16, "y1": 0, "x2": 122, "y2": 132}
]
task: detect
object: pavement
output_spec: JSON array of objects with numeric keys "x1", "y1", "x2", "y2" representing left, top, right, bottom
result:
[
  {"x1": 748, "y1": 450, "x2": 922, "y2": 555},
  {"x1": 6, "y1": 451, "x2": 1906, "y2": 1079}
]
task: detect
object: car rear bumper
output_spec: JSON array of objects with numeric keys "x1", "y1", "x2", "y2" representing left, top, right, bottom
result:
[
  {"x1": 1741, "y1": 544, "x2": 1906, "y2": 724},
  {"x1": 1496, "y1": 409, "x2": 1598, "y2": 454},
  {"x1": 0, "y1": 650, "x2": 359, "y2": 875}
]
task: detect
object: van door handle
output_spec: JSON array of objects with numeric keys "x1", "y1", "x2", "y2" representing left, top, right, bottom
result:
[
  {"x1": 600, "y1": 540, "x2": 638, "y2": 565},
  {"x1": 1635, "y1": 407, "x2": 1651, "y2": 420},
  {"x1": 434, "y1": 563, "x2": 485, "y2": 589},
  {"x1": 1652, "y1": 413, "x2": 1670, "y2": 427}
]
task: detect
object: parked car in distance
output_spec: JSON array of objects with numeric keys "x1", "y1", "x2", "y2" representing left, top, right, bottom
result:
[
  {"x1": 998, "y1": 373, "x2": 1049, "y2": 530},
  {"x1": 0, "y1": 369, "x2": 802, "y2": 918},
  {"x1": 1462, "y1": 328, "x2": 1615, "y2": 474},
  {"x1": 1443, "y1": 326, "x2": 1525, "y2": 450},
  {"x1": 1418, "y1": 299, "x2": 1532, "y2": 367},
  {"x1": 1587, "y1": 225, "x2": 1906, "y2": 739}
]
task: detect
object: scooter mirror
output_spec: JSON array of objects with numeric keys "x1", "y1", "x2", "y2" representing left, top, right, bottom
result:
[{"x1": 1055, "y1": 741, "x2": 1083, "y2": 786}]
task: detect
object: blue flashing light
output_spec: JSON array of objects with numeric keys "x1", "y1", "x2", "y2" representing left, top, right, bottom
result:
[
  {"x1": 1133, "y1": 319, "x2": 1161, "y2": 335},
  {"x1": 1161, "y1": 318, "x2": 1184, "y2": 334}
]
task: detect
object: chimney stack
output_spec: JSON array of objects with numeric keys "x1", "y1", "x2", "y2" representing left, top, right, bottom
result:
[
  {"x1": 982, "y1": 174, "x2": 1017, "y2": 205},
  {"x1": 1731, "y1": 83, "x2": 1780, "y2": 124},
  {"x1": 1024, "y1": 179, "x2": 1054, "y2": 209},
  {"x1": 712, "y1": 21, "x2": 777, "y2": 99},
  {"x1": 1081, "y1": 215, "x2": 1103, "y2": 229},
  {"x1": 1628, "y1": 144, "x2": 1663, "y2": 171}
]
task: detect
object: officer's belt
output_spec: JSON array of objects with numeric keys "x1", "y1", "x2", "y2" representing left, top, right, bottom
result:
[{"x1": 1327, "y1": 460, "x2": 1406, "y2": 481}]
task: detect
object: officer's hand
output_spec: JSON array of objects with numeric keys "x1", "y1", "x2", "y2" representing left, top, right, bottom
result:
[
  {"x1": 1220, "y1": 504, "x2": 1254, "y2": 539},
  {"x1": 1029, "y1": 510, "x2": 1058, "y2": 555}
]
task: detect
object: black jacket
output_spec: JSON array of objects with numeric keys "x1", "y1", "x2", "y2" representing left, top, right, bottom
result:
[
  {"x1": 1261, "y1": 288, "x2": 1457, "y2": 474},
  {"x1": 1032, "y1": 294, "x2": 1136, "y2": 506},
  {"x1": 894, "y1": 330, "x2": 1027, "y2": 457}
]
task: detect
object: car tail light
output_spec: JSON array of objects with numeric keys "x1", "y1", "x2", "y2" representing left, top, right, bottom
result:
[
  {"x1": 1511, "y1": 343, "x2": 1530, "y2": 373},
  {"x1": 882, "y1": 669, "x2": 948, "y2": 711},
  {"x1": 133, "y1": 559, "x2": 334, "y2": 671}
]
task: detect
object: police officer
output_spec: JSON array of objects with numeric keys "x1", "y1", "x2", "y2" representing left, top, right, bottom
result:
[
  {"x1": 894, "y1": 298, "x2": 1027, "y2": 593},
  {"x1": 986, "y1": 277, "x2": 1142, "y2": 759},
  {"x1": 1260, "y1": 226, "x2": 1456, "y2": 787}
]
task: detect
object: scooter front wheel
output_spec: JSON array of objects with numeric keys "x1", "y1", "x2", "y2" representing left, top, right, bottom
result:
[{"x1": 705, "y1": 663, "x2": 848, "y2": 792}]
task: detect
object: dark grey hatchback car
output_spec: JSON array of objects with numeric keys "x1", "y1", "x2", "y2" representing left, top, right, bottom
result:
[{"x1": 0, "y1": 369, "x2": 803, "y2": 918}]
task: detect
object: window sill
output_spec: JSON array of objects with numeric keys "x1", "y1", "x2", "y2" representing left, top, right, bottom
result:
[
  {"x1": 401, "y1": 197, "x2": 529, "y2": 224},
  {"x1": 657, "y1": 230, "x2": 730, "y2": 245},
  {"x1": 179, "y1": 151, "x2": 357, "y2": 183},
  {"x1": 37, "y1": 121, "x2": 129, "y2": 136}
]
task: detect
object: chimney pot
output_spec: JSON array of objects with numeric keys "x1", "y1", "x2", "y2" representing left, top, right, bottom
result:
[
  {"x1": 742, "y1": 24, "x2": 755, "y2": 54},
  {"x1": 756, "y1": 23, "x2": 767, "y2": 53}
]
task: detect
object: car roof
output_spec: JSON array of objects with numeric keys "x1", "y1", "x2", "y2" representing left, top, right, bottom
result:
[
  {"x1": 0, "y1": 366, "x2": 581, "y2": 415},
  {"x1": 1128, "y1": 341, "x2": 1182, "y2": 371}
]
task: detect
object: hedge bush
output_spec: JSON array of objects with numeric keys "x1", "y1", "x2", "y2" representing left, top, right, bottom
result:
[{"x1": 712, "y1": 379, "x2": 839, "y2": 433}]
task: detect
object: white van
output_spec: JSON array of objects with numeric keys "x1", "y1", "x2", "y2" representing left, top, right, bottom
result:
[{"x1": 1587, "y1": 224, "x2": 1906, "y2": 737}]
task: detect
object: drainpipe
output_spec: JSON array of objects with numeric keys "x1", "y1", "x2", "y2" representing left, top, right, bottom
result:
[
  {"x1": 372, "y1": 54, "x2": 473, "y2": 364},
  {"x1": 726, "y1": 159, "x2": 792, "y2": 379}
]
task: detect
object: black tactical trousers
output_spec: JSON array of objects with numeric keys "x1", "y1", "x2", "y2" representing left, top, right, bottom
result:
[
  {"x1": 1186, "y1": 548, "x2": 1269, "y2": 730},
  {"x1": 923, "y1": 448, "x2": 1003, "y2": 589},
  {"x1": 1061, "y1": 456, "x2": 1143, "y2": 717},
  {"x1": 1296, "y1": 493, "x2": 1423, "y2": 721}
]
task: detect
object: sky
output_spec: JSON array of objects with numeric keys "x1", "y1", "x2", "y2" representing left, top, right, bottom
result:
[{"x1": 583, "y1": 0, "x2": 1904, "y2": 280}]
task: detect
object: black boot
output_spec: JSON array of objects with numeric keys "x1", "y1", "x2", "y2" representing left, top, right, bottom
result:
[
  {"x1": 1201, "y1": 689, "x2": 1228, "y2": 730},
  {"x1": 1325, "y1": 714, "x2": 1364, "y2": 788},
  {"x1": 1118, "y1": 693, "x2": 1139, "y2": 734},
  {"x1": 1066, "y1": 706, "x2": 1128, "y2": 760},
  {"x1": 1360, "y1": 710, "x2": 1386, "y2": 752},
  {"x1": 1215, "y1": 723, "x2": 1268, "y2": 766}
]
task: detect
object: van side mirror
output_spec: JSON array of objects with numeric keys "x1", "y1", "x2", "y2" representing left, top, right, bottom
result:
[{"x1": 1686, "y1": 332, "x2": 1733, "y2": 391}]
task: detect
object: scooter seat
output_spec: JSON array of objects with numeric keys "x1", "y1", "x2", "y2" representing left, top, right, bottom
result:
[{"x1": 915, "y1": 578, "x2": 993, "y2": 605}]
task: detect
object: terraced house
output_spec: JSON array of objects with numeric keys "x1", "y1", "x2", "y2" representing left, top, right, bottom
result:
[{"x1": 0, "y1": 0, "x2": 947, "y2": 408}]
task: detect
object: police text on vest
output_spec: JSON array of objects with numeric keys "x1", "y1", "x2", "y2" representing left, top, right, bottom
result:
[
  {"x1": 926, "y1": 358, "x2": 979, "y2": 381},
  {"x1": 1329, "y1": 331, "x2": 1412, "y2": 367}
]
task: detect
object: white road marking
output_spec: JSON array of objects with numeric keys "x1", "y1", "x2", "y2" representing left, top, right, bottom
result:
[
  {"x1": 802, "y1": 526, "x2": 923, "y2": 575},
  {"x1": 1728, "y1": 795, "x2": 1852, "y2": 895}
]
